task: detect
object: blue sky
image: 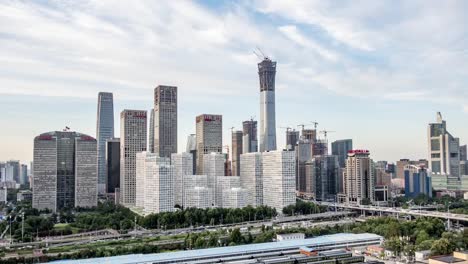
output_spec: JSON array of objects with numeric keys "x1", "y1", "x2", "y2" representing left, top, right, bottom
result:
[{"x1": 1, "y1": 0, "x2": 467, "y2": 163}]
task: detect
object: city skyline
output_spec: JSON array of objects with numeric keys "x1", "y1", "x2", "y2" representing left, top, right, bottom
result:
[{"x1": 1, "y1": 1, "x2": 468, "y2": 163}]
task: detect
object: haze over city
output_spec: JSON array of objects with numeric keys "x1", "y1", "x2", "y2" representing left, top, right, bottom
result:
[{"x1": 1, "y1": 0, "x2": 468, "y2": 163}]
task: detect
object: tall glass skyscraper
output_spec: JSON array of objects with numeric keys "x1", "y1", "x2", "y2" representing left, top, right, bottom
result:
[
  {"x1": 96, "y1": 92, "x2": 114, "y2": 194},
  {"x1": 154, "y1": 85, "x2": 177, "y2": 158},
  {"x1": 258, "y1": 58, "x2": 277, "y2": 152}
]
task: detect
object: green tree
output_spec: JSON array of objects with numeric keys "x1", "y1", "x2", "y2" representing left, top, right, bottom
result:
[{"x1": 431, "y1": 238, "x2": 455, "y2": 255}]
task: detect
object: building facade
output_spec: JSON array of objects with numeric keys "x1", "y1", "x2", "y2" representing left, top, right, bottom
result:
[
  {"x1": 154, "y1": 85, "x2": 177, "y2": 158},
  {"x1": 331, "y1": 139, "x2": 353, "y2": 168},
  {"x1": 120, "y1": 110, "x2": 147, "y2": 206},
  {"x1": 96, "y1": 92, "x2": 114, "y2": 194},
  {"x1": 172, "y1": 152, "x2": 194, "y2": 207},
  {"x1": 286, "y1": 130, "x2": 299, "y2": 151},
  {"x1": 262, "y1": 151, "x2": 296, "y2": 213},
  {"x1": 258, "y1": 58, "x2": 277, "y2": 152},
  {"x1": 240, "y1": 152, "x2": 263, "y2": 207},
  {"x1": 242, "y1": 119, "x2": 258, "y2": 153},
  {"x1": 428, "y1": 112, "x2": 460, "y2": 177},
  {"x1": 231, "y1": 130, "x2": 243, "y2": 176},
  {"x1": 106, "y1": 138, "x2": 120, "y2": 194},
  {"x1": 33, "y1": 131, "x2": 97, "y2": 212},
  {"x1": 305, "y1": 155, "x2": 339, "y2": 201},
  {"x1": 343, "y1": 150, "x2": 375, "y2": 204},
  {"x1": 404, "y1": 164, "x2": 432, "y2": 198},
  {"x1": 203, "y1": 153, "x2": 225, "y2": 206},
  {"x1": 196, "y1": 114, "x2": 222, "y2": 175},
  {"x1": 149, "y1": 108, "x2": 155, "y2": 153},
  {"x1": 143, "y1": 155, "x2": 174, "y2": 214}
]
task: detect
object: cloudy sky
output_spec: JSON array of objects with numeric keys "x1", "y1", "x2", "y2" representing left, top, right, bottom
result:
[{"x1": 1, "y1": 0, "x2": 467, "y2": 164}]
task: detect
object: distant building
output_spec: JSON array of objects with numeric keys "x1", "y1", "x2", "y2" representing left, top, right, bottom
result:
[
  {"x1": 186, "y1": 134, "x2": 197, "y2": 174},
  {"x1": 258, "y1": 57, "x2": 277, "y2": 152},
  {"x1": 312, "y1": 140, "x2": 328, "y2": 156},
  {"x1": 203, "y1": 153, "x2": 225, "y2": 206},
  {"x1": 343, "y1": 150, "x2": 375, "y2": 204},
  {"x1": 428, "y1": 112, "x2": 460, "y2": 177},
  {"x1": 301, "y1": 129, "x2": 317, "y2": 142},
  {"x1": 297, "y1": 137, "x2": 313, "y2": 193},
  {"x1": 120, "y1": 110, "x2": 147, "y2": 206},
  {"x1": 396, "y1": 159, "x2": 428, "y2": 180},
  {"x1": 242, "y1": 119, "x2": 258, "y2": 153},
  {"x1": 305, "y1": 155, "x2": 339, "y2": 201},
  {"x1": 171, "y1": 152, "x2": 194, "y2": 207},
  {"x1": 222, "y1": 187, "x2": 247, "y2": 209},
  {"x1": 5, "y1": 160, "x2": 20, "y2": 183},
  {"x1": 240, "y1": 152, "x2": 263, "y2": 207},
  {"x1": 231, "y1": 130, "x2": 243, "y2": 176},
  {"x1": 143, "y1": 155, "x2": 174, "y2": 215},
  {"x1": 196, "y1": 114, "x2": 222, "y2": 175},
  {"x1": 20, "y1": 164, "x2": 28, "y2": 185},
  {"x1": 96, "y1": 92, "x2": 114, "y2": 195},
  {"x1": 460, "y1": 145, "x2": 467, "y2": 161},
  {"x1": 276, "y1": 233, "x2": 305, "y2": 241},
  {"x1": 183, "y1": 175, "x2": 214, "y2": 209},
  {"x1": 153, "y1": 85, "x2": 177, "y2": 158},
  {"x1": 262, "y1": 151, "x2": 296, "y2": 213},
  {"x1": 404, "y1": 165, "x2": 432, "y2": 198},
  {"x1": 106, "y1": 138, "x2": 120, "y2": 194},
  {"x1": 331, "y1": 139, "x2": 353, "y2": 168},
  {"x1": 149, "y1": 108, "x2": 155, "y2": 153},
  {"x1": 286, "y1": 130, "x2": 299, "y2": 151},
  {"x1": 33, "y1": 131, "x2": 98, "y2": 212},
  {"x1": 17, "y1": 190, "x2": 32, "y2": 202},
  {"x1": 216, "y1": 176, "x2": 242, "y2": 208}
]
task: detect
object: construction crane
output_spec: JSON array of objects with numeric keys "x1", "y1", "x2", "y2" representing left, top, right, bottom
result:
[
  {"x1": 280, "y1": 126, "x2": 293, "y2": 133},
  {"x1": 253, "y1": 46, "x2": 269, "y2": 60},
  {"x1": 297, "y1": 124, "x2": 311, "y2": 131},
  {"x1": 310, "y1": 121, "x2": 319, "y2": 130},
  {"x1": 228, "y1": 127, "x2": 235, "y2": 134},
  {"x1": 319, "y1": 130, "x2": 336, "y2": 141}
]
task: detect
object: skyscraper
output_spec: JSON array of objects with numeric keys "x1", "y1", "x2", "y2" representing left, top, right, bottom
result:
[
  {"x1": 154, "y1": 85, "x2": 177, "y2": 158},
  {"x1": 149, "y1": 108, "x2": 155, "y2": 153},
  {"x1": 5, "y1": 160, "x2": 20, "y2": 183},
  {"x1": 195, "y1": 114, "x2": 222, "y2": 175},
  {"x1": 331, "y1": 139, "x2": 353, "y2": 168},
  {"x1": 242, "y1": 119, "x2": 258, "y2": 153},
  {"x1": 20, "y1": 164, "x2": 28, "y2": 186},
  {"x1": 171, "y1": 152, "x2": 194, "y2": 207},
  {"x1": 186, "y1": 134, "x2": 197, "y2": 174},
  {"x1": 305, "y1": 155, "x2": 340, "y2": 201},
  {"x1": 120, "y1": 110, "x2": 147, "y2": 206},
  {"x1": 262, "y1": 151, "x2": 296, "y2": 213},
  {"x1": 286, "y1": 130, "x2": 299, "y2": 151},
  {"x1": 106, "y1": 138, "x2": 120, "y2": 194},
  {"x1": 296, "y1": 138, "x2": 313, "y2": 193},
  {"x1": 240, "y1": 152, "x2": 263, "y2": 207},
  {"x1": 33, "y1": 131, "x2": 97, "y2": 212},
  {"x1": 428, "y1": 112, "x2": 460, "y2": 177},
  {"x1": 404, "y1": 164, "x2": 432, "y2": 198},
  {"x1": 343, "y1": 150, "x2": 375, "y2": 204},
  {"x1": 96, "y1": 92, "x2": 114, "y2": 195},
  {"x1": 460, "y1": 145, "x2": 467, "y2": 161},
  {"x1": 258, "y1": 58, "x2": 277, "y2": 152},
  {"x1": 231, "y1": 130, "x2": 243, "y2": 176}
]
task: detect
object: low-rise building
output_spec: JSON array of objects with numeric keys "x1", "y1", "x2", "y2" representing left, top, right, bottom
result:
[{"x1": 277, "y1": 233, "x2": 305, "y2": 241}]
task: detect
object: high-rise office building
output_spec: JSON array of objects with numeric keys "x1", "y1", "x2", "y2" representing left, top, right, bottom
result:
[
  {"x1": 343, "y1": 150, "x2": 375, "y2": 204},
  {"x1": 312, "y1": 140, "x2": 328, "y2": 156},
  {"x1": 231, "y1": 130, "x2": 243, "y2": 176},
  {"x1": 404, "y1": 164, "x2": 432, "y2": 198},
  {"x1": 240, "y1": 152, "x2": 263, "y2": 207},
  {"x1": 396, "y1": 159, "x2": 428, "y2": 179},
  {"x1": 203, "y1": 152, "x2": 225, "y2": 206},
  {"x1": 20, "y1": 164, "x2": 28, "y2": 185},
  {"x1": 154, "y1": 85, "x2": 177, "y2": 158},
  {"x1": 258, "y1": 58, "x2": 277, "y2": 152},
  {"x1": 33, "y1": 131, "x2": 97, "y2": 212},
  {"x1": 186, "y1": 134, "x2": 197, "y2": 173},
  {"x1": 149, "y1": 108, "x2": 155, "y2": 153},
  {"x1": 216, "y1": 176, "x2": 242, "y2": 208},
  {"x1": 331, "y1": 139, "x2": 353, "y2": 168},
  {"x1": 183, "y1": 174, "x2": 214, "y2": 209},
  {"x1": 172, "y1": 152, "x2": 194, "y2": 207},
  {"x1": 305, "y1": 155, "x2": 339, "y2": 201},
  {"x1": 196, "y1": 114, "x2": 222, "y2": 175},
  {"x1": 0, "y1": 162, "x2": 5, "y2": 182},
  {"x1": 286, "y1": 130, "x2": 299, "y2": 151},
  {"x1": 96, "y1": 92, "x2": 114, "y2": 195},
  {"x1": 296, "y1": 139, "x2": 313, "y2": 193},
  {"x1": 142, "y1": 155, "x2": 174, "y2": 214},
  {"x1": 262, "y1": 151, "x2": 296, "y2": 213},
  {"x1": 106, "y1": 138, "x2": 120, "y2": 194},
  {"x1": 428, "y1": 112, "x2": 460, "y2": 177},
  {"x1": 120, "y1": 110, "x2": 147, "y2": 206},
  {"x1": 242, "y1": 119, "x2": 258, "y2": 153},
  {"x1": 5, "y1": 160, "x2": 20, "y2": 183},
  {"x1": 460, "y1": 145, "x2": 467, "y2": 161}
]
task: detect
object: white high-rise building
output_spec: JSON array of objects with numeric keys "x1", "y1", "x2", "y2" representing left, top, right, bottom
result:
[
  {"x1": 120, "y1": 110, "x2": 147, "y2": 206},
  {"x1": 183, "y1": 174, "x2": 214, "y2": 208},
  {"x1": 240, "y1": 152, "x2": 263, "y2": 206},
  {"x1": 172, "y1": 153, "x2": 194, "y2": 207},
  {"x1": 216, "y1": 176, "x2": 241, "y2": 208},
  {"x1": 258, "y1": 58, "x2": 277, "y2": 152},
  {"x1": 223, "y1": 188, "x2": 247, "y2": 209},
  {"x1": 203, "y1": 153, "x2": 225, "y2": 206},
  {"x1": 343, "y1": 150, "x2": 375, "y2": 204},
  {"x1": 428, "y1": 112, "x2": 460, "y2": 177},
  {"x1": 136, "y1": 151, "x2": 152, "y2": 208},
  {"x1": 262, "y1": 151, "x2": 296, "y2": 213},
  {"x1": 143, "y1": 155, "x2": 174, "y2": 215}
]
